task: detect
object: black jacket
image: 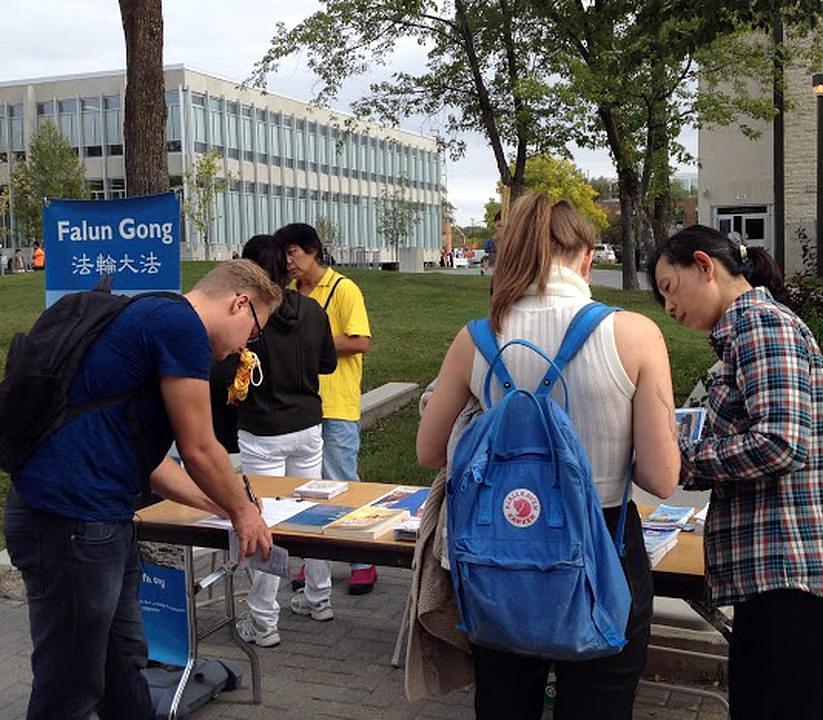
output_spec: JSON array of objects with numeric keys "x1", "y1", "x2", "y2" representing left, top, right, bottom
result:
[{"x1": 213, "y1": 289, "x2": 337, "y2": 439}]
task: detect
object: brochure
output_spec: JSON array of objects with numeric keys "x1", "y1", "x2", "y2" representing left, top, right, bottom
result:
[{"x1": 675, "y1": 407, "x2": 707, "y2": 442}]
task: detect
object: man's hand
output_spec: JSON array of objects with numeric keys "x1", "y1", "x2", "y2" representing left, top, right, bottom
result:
[{"x1": 230, "y1": 503, "x2": 272, "y2": 562}]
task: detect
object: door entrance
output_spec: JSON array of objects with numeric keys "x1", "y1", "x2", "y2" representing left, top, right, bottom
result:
[{"x1": 712, "y1": 205, "x2": 772, "y2": 254}]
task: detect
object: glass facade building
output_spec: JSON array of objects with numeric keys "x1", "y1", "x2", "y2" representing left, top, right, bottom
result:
[{"x1": 0, "y1": 66, "x2": 444, "y2": 262}]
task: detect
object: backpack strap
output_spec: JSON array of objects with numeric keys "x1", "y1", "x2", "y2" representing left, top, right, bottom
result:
[
  {"x1": 323, "y1": 275, "x2": 347, "y2": 311},
  {"x1": 536, "y1": 302, "x2": 619, "y2": 396},
  {"x1": 467, "y1": 319, "x2": 515, "y2": 404},
  {"x1": 533, "y1": 301, "x2": 634, "y2": 557}
]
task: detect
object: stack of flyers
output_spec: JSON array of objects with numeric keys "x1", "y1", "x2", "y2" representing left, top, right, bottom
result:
[
  {"x1": 643, "y1": 526, "x2": 681, "y2": 567},
  {"x1": 394, "y1": 517, "x2": 421, "y2": 541}
]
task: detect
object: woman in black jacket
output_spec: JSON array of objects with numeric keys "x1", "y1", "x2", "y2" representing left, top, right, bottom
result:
[{"x1": 228, "y1": 232, "x2": 337, "y2": 647}]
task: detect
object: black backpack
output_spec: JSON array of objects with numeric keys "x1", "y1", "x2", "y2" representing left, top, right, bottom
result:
[{"x1": 0, "y1": 282, "x2": 184, "y2": 480}]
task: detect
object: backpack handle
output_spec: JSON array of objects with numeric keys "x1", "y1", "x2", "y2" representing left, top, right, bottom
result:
[
  {"x1": 486, "y1": 339, "x2": 571, "y2": 413},
  {"x1": 468, "y1": 320, "x2": 570, "y2": 412},
  {"x1": 536, "y1": 302, "x2": 618, "y2": 396}
]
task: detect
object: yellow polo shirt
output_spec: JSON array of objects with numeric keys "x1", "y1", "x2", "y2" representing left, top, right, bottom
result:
[{"x1": 299, "y1": 268, "x2": 371, "y2": 421}]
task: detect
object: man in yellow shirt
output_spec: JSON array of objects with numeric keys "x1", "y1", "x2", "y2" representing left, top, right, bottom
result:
[{"x1": 284, "y1": 224, "x2": 377, "y2": 595}]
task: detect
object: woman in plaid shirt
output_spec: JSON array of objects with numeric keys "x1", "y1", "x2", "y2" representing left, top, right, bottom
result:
[{"x1": 649, "y1": 224, "x2": 823, "y2": 720}]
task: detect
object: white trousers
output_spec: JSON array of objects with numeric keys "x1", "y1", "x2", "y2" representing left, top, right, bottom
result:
[{"x1": 238, "y1": 425, "x2": 331, "y2": 630}]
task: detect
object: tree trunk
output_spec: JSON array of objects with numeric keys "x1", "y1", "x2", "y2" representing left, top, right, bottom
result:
[
  {"x1": 599, "y1": 104, "x2": 639, "y2": 289},
  {"x1": 119, "y1": 0, "x2": 168, "y2": 197}
]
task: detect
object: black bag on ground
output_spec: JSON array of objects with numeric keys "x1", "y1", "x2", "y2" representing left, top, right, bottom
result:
[
  {"x1": 0, "y1": 281, "x2": 181, "y2": 475},
  {"x1": 142, "y1": 659, "x2": 244, "y2": 720}
]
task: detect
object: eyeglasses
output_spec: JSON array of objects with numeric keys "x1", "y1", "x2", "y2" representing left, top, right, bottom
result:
[{"x1": 248, "y1": 300, "x2": 264, "y2": 343}]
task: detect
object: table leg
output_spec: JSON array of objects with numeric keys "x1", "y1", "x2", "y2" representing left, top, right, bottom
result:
[
  {"x1": 685, "y1": 599, "x2": 733, "y2": 642},
  {"x1": 391, "y1": 592, "x2": 411, "y2": 668},
  {"x1": 225, "y1": 567, "x2": 262, "y2": 703},
  {"x1": 169, "y1": 547, "x2": 198, "y2": 720}
]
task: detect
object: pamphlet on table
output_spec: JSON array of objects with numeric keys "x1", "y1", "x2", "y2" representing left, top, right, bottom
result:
[
  {"x1": 293, "y1": 479, "x2": 349, "y2": 499},
  {"x1": 195, "y1": 497, "x2": 313, "y2": 530}
]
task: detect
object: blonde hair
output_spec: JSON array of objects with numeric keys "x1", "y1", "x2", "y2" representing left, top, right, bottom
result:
[
  {"x1": 194, "y1": 259, "x2": 282, "y2": 309},
  {"x1": 490, "y1": 193, "x2": 597, "y2": 333}
]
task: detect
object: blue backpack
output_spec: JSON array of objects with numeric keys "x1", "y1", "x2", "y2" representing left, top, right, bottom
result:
[{"x1": 447, "y1": 302, "x2": 632, "y2": 660}]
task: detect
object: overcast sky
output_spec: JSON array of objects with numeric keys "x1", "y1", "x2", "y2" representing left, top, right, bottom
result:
[{"x1": 0, "y1": 1, "x2": 696, "y2": 225}]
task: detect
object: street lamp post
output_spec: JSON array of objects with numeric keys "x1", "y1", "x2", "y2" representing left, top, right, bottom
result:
[{"x1": 814, "y1": 73, "x2": 823, "y2": 278}]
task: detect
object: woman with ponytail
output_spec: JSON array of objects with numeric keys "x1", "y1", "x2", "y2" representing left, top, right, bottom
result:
[
  {"x1": 649, "y1": 225, "x2": 823, "y2": 720},
  {"x1": 418, "y1": 192, "x2": 680, "y2": 719}
]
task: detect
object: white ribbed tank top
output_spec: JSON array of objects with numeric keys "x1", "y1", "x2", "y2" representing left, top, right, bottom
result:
[{"x1": 469, "y1": 266, "x2": 636, "y2": 507}]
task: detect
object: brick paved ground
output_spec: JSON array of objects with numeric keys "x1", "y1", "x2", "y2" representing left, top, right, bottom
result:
[{"x1": 0, "y1": 560, "x2": 728, "y2": 720}]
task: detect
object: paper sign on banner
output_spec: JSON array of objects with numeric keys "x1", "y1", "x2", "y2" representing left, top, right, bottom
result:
[{"x1": 139, "y1": 563, "x2": 189, "y2": 667}]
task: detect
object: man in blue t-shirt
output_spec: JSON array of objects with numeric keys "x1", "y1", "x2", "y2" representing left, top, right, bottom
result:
[{"x1": 3, "y1": 260, "x2": 281, "y2": 720}]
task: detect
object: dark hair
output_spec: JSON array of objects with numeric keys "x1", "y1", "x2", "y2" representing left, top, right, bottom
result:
[
  {"x1": 272, "y1": 223, "x2": 326, "y2": 265},
  {"x1": 647, "y1": 224, "x2": 787, "y2": 306},
  {"x1": 242, "y1": 234, "x2": 289, "y2": 287}
]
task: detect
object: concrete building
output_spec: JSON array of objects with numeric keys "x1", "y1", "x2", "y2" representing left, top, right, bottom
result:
[
  {"x1": 698, "y1": 34, "x2": 820, "y2": 275},
  {"x1": 0, "y1": 65, "x2": 444, "y2": 266}
]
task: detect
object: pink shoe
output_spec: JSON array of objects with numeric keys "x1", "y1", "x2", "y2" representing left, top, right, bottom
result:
[
  {"x1": 348, "y1": 565, "x2": 377, "y2": 595},
  {"x1": 291, "y1": 565, "x2": 306, "y2": 591}
]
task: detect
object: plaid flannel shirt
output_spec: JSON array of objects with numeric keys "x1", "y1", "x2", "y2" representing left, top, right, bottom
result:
[{"x1": 680, "y1": 288, "x2": 823, "y2": 607}]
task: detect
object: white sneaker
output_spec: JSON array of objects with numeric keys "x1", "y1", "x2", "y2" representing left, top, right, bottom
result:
[
  {"x1": 236, "y1": 614, "x2": 281, "y2": 647},
  {"x1": 290, "y1": 590, "x2": 334, "y2": 621}
]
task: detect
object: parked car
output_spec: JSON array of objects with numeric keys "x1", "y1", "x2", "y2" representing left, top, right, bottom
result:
[{"x1": 593, "y1": 243, "x2": 617, "y2": 264}]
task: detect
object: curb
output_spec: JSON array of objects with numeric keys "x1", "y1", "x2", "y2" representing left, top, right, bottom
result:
[{"x1": 0, "y1": 549, "x2": 26, "y2": 601}]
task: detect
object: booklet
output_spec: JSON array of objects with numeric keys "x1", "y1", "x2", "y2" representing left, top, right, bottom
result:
[
  {"x1": 293, "y1": 479, "x2": 349, "y2": 500},
  {"x1": 323, "y1": 506, "x2": 411, "y2": 541},
  {"x1": 675, "y1": 407, "x2": 707, "y2": 442},
  {"x1": 642, "y1": 526, "x2": 681, "y2": 568},
  {"x1": 644, "y1": 504, "x2": 695, "y2": 529},
  {"x1": 275, "y1": 503, "x2": 357, "y2": 534}
]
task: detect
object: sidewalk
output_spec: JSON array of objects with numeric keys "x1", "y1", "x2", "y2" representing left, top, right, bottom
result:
[{"x1": 0, "y1": 560, "x2": 728, "y2": 720}]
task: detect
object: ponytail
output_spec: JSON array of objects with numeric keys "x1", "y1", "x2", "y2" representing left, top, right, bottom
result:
[{"x1": 744, "y1": 246, "x2": 787, "y2": 304}]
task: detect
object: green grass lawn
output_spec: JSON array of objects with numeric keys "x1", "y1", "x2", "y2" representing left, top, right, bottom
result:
[{"x1": 0, "y1": 265, "x2": 715, "y2": 549}]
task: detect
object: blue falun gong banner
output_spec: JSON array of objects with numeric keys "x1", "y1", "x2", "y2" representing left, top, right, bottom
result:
[{"x1": 43, "y1": 193, "x2": 181, "y2": 307}]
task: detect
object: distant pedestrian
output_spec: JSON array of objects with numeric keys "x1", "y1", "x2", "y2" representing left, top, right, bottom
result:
[
  {"x1": 10, "y1": 248, "x2": 25, "y2": 273},
  {"x1": 32, "y1": 241, "x2": 45, "y2": 271},
  {"x1": 650, "y1": 224, "x2": 823, "y2": 720}
]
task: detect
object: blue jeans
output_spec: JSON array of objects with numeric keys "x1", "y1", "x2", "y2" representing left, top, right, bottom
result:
[
  {"x1": 321, "y1": 419, "x2": 361, "y2": 482},
  {"x1": 4, "y1": 487, "x2": 153, "y2": 720},
  {"x1": 322, "y1": 419, "x2": 370, "y2": 570}
]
